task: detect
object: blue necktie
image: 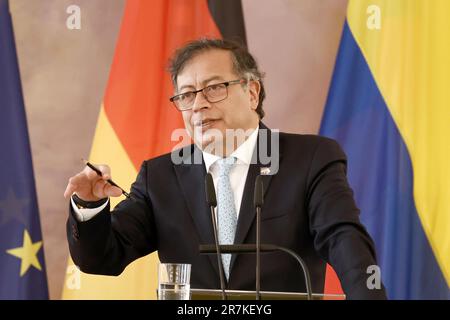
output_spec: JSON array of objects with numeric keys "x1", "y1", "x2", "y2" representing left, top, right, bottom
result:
[{"x1": 216, "y1": 157, "x2": 237, "y2": 280}]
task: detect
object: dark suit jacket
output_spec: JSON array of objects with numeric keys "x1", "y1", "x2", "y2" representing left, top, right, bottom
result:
[{"x1": 67, "y1": 124, "x2": 386, "y2": 299}]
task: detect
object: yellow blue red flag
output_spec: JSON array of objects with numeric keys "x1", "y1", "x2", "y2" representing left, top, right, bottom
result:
[{"x1": 320, "y1": 0, "x2": 450, "y2": 299}]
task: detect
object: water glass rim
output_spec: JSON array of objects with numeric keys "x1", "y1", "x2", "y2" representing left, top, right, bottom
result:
[{"x1": 158, "y1": 262, "x2": 191, "y2": 285}]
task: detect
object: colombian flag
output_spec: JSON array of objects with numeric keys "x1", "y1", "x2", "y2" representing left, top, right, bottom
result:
[
  {"x1": 320, "y1": 0, "x2": 450, "y2": 299},
  {"x1": 62, "y1": 0, "x2": 246, "y2": 299}
]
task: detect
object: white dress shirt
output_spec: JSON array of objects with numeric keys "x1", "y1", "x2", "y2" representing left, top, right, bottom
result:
[
  {"x1": 71, "y1": 196, "x2": 109, "y2": 222},
  {"x1": 72, "y1": 126, "x2": 259, "y2": 222},
  {"x1": 203, "y1": 126, "x2": 259, "y2": 218}
]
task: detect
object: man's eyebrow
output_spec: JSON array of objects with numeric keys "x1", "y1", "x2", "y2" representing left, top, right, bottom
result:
[
  {"x1": 202, "y1": 75, "x2": 226, "y2": 85},
  {"x1": 178, "y1": 75, "x2": 225, "y2": 92}
]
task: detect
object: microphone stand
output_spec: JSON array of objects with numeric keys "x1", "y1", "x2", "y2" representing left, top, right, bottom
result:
[
  {"x1": 254, "y1": 176, "x2": 264, "y2": 300},
  {"x1": 205, "y1": 173, "x2": 227, "y2": 300},
  {"x1": 199, "y1": 244, "x2": 313, "y2": 300},
  {"x1": 210, "y1": 205, "x2": 227, "y2": 300},
  {"x1": 256, "y1": 204, "x2": 261, "y2": 300}
]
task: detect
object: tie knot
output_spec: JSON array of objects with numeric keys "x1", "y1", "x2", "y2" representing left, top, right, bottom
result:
[{"x1": 216, "y1": 157, "x2": 236, "y2": 177}]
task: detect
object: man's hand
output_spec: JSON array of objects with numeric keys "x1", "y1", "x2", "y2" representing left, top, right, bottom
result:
[{"x1": 64, "y1": 164, "x2": 122, "y2": 201}]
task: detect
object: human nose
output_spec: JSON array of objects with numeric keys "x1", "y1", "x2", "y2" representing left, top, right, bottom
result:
[{"x1": 191, "y1": 90, "x2": 210, "y2": 112}]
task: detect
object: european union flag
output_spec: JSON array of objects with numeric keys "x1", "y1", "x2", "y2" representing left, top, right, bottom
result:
[{"x1": 0, "y1": 0, "x2": 49, "y2": 299}]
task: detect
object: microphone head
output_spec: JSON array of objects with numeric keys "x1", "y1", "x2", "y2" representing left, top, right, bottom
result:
[
  {"x1": 254, "y1": 175, "x2": 264, "y2": 208},
  {"x1": 205, "y1": 173, "x2": 217, "y2": 207}
]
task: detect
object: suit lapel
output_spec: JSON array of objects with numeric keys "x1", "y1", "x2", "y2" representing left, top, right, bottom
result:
[
  {"x1": 229, "y1": 124, "x2": 280, "y2": 274},
  {"x1": 173, "y1": 145, "x2": 220, "y2": 277},
  {"x1": 233, "y1": 162, "x2": 264, "y2": 246}
]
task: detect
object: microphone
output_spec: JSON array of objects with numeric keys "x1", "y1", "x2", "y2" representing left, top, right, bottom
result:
[
  {"x1": 254, "y1": 175, "x2": 264, "y2": 207},
  {"x1": 199, "y1": 244, "x2": 313, "y2": 300},
  {"x1": 205, "y1": 173, "x2": 226, "y2": 300},
  {"x1": 201, "y1": 175, "x2": 313, "y2": 300},
  {"x1": 254, "y1": 175, "x2": 264, "y2": 300},
  {"x1": 205, "y1": 173, "x2": 217, "y2": 207}
]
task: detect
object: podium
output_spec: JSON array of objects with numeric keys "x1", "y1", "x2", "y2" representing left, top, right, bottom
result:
[{"x1": 191, "y1": 288, "x2": 346, "y2": 300}]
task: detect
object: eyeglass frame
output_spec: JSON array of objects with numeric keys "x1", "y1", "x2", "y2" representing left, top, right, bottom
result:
[{"x1": 169, "y1": 79, "x2": 247, "y2": 111}]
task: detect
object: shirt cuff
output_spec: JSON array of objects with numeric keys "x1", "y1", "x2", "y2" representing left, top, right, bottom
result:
[{"x1": 70, "y1": 197, "x2": 109, "y2": 222}]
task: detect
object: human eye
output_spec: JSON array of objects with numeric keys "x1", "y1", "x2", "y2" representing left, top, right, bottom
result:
[
  {"x1": 207, "y1": 83, "x2": 224, "y2": 91},
  {"x1": 177, "y1": 91, "x2": 195, "y2": 101},
  {"x1": 205, "y1": 83, "x2": 225, "y2": 94}
]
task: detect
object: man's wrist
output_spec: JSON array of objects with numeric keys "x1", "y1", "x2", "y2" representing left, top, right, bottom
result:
[{"x1": 72, "y1": 194, "x2": 108, "y2": 209}]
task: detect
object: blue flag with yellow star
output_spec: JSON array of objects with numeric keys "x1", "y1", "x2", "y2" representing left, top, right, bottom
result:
[{"x1": 0, "y1": 0, "x2": 49, "y2": 299}]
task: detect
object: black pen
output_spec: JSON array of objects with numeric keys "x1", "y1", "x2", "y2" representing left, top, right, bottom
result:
[{"x1": 82, "y1": 158, "x2": 131, "y2": 198}]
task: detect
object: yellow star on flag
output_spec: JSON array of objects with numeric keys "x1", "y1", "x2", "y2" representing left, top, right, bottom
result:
[{"x1": 6, "y1": 229, "x2": 43, "y2": 276}]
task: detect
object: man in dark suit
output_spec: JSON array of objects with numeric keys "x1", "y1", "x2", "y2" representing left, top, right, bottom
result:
[{"x1": 64, "y1": 38, "x2": 386, "y2": 299}]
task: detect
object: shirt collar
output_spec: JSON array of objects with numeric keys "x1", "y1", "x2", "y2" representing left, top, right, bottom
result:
[{"x1": 203, "y1": 125, "x2": 259, "y2": 172}]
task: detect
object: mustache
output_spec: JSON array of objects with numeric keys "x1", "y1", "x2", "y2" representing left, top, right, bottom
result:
[{"x1": 192, "y1": 118, "x2": 218, "y2": 126}]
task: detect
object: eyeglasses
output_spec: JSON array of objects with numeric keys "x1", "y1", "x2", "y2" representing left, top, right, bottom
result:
[{"x1": 169, "y1": 79, "x2": 245, "y2": 111}]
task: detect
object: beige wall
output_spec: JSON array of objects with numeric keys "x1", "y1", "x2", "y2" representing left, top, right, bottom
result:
[
  {"x1": 10, "y1": 0, "x2": 346, "y2": 299},
  {"x1": 243, "y1": 0, "x2": 347, "y2": 134}
]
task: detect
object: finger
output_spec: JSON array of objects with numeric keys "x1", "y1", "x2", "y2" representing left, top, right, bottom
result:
[
  {"x1": 96, "y1": 164, "x2": 111, "y2": 177},
  {"x1": 104, "y1": 184, "x2": 123, "y2": 197},
  {"x1": 92, "y1": 179, "x2": 108, "y2": 199},
  {"x1": 82, "y1": 163, "x2": 110, "y2": 179},
  {"x1": 64, "y1": 181, "x2": 76, "y2": 198},
  {"x1": 69, "y1": 172, "x2": 88, "y2": 185},
  {"x1": 83, "y1": 166, "x2": 100, "y2": 180},
  {"x1": 83, "y1": 166, "x2": 106, "y2": 180},
  {"x1": 64, "y1": 174, "x2": 84, "y2": 198}
]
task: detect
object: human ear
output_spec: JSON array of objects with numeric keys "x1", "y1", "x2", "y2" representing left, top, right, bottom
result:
[{"x1": 248, "y1": 80, "x2": 260, "y2": 110}]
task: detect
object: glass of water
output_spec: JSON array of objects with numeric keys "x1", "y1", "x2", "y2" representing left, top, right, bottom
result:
[{"x1": 157, "y1": 263, "x2": 191, "y2": 300}]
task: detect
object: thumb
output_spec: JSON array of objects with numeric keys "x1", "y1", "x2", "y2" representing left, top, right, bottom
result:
[{"x1": 105, "y1": 184, "x2": 123, "y2": 197}]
